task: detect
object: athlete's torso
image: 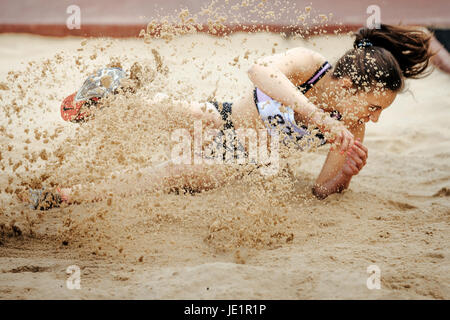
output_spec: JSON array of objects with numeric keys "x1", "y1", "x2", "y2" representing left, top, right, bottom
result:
[{"x1": 253, "y1": 61, "x2": 341, "y2": 147}]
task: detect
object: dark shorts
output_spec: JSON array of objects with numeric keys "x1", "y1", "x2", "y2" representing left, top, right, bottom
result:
[
  {"x1": 209, "y1": 101, "x2": 234, "y2": 130},
  {"x1": 208, "y1": 101, "x2": 248, "y2": 160}
]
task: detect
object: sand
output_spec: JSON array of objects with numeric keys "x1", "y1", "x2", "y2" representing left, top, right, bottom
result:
[{"x1": 0, "y1": 30, "x2": 449, "y2": 300}]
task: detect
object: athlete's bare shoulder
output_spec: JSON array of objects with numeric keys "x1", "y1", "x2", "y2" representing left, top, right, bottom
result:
[
  {"x1": 284, "y1": 47, "x2": 326, "y2": 63},
  {"x1": 258, "y1": 47, "x2": 327, "y2": 84}
]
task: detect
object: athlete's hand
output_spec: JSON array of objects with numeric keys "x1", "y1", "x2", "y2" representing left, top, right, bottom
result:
[
  {"x1": 328, "y1": 123, "x2": 355, "y2": 154},
  {"x1": 310, "y1": 109, "x2": 354, "y2": 153},
  {"x1": 341, "y1": 139, "x2": 368, "y2": 177},
  {"x1": 337, "y1": 126, "x2": 355, "y2": 154}
]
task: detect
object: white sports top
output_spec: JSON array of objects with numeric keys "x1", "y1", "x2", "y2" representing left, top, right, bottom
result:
[{"x1": 253, "y1": 61, "x2": 340, "y2": 147}]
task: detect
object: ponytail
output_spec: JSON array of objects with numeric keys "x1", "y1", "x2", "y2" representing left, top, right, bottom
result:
[
  {"x1": 333, "y1": 24, "x2": 434, "y2": 92},
  {"x1": 354, "y1": 24, "x2": 433, "y2": 79}
]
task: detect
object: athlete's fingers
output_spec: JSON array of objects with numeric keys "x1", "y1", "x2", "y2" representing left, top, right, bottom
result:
[
  {"x1": 340, "y1": 132, "x2": 350, "y2": 153},
  {"x1": 346, "y1": 159, "x2": 359, "y2": 175},
  {"x1": 336, "y1": 131, "x2": 343, "y2": 151},
  {"x1": 349, "y1": 135, "x2": 355, "y2": 152},
  {"x1": 350, "y1": 144, "x2": 367, "y2": 162},
  {"x1": 342, "y1": 164, "x2": 355, "y2": 176},
  {"x1": 342, "y1": 159, "x2": 355, "y2": 175},
  {"x1": 344, "y1": 135, "x2": 354, "y2": 154},
  {"x1": 341, "y1": 128, "x2": 355, "y2": 153},
  {"x1": 347, "y1": 150, "x2": 363, "y2": 167},
  {"x1": 347, "y1": 157, "x2": 357, "y2": 168},
  {"x1": 350, "y1": 161, "x2": 360, "y2": 174},
  {"x1": 353, "y1": 145, "x2": 368, "y2": 163},
  {"x1": 355, "y1": 140, "x2": 368, "y2": 154}
]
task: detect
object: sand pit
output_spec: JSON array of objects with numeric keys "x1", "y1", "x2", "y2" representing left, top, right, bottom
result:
[{"x1": 0, "y1": 29, "x2": 449, "y2": 299}]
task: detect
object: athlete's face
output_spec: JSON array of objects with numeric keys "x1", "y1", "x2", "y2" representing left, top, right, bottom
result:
[
  {"x1": 336, "y1": 79, "x2": 397, "y2": 127},
  {"x1": 354, "y1": 89, "x2": 397, "y2": 124}
]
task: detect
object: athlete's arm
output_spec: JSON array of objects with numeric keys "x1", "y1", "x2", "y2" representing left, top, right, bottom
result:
[
  {"x1": 312, "y1": 124, "x2": 367, "y2": 199},
  {"x1": 248, "y1": 47, "x2": 354, "y2": 152}
]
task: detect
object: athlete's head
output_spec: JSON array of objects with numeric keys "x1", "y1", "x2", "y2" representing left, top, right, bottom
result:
[{"x1": 331, "y1": 24, "x2": 433, "y2": 124}]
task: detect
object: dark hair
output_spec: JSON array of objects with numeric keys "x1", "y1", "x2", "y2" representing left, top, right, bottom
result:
[{"x1": 332, "y1": 24, "x2": 434, "y2": 92}]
